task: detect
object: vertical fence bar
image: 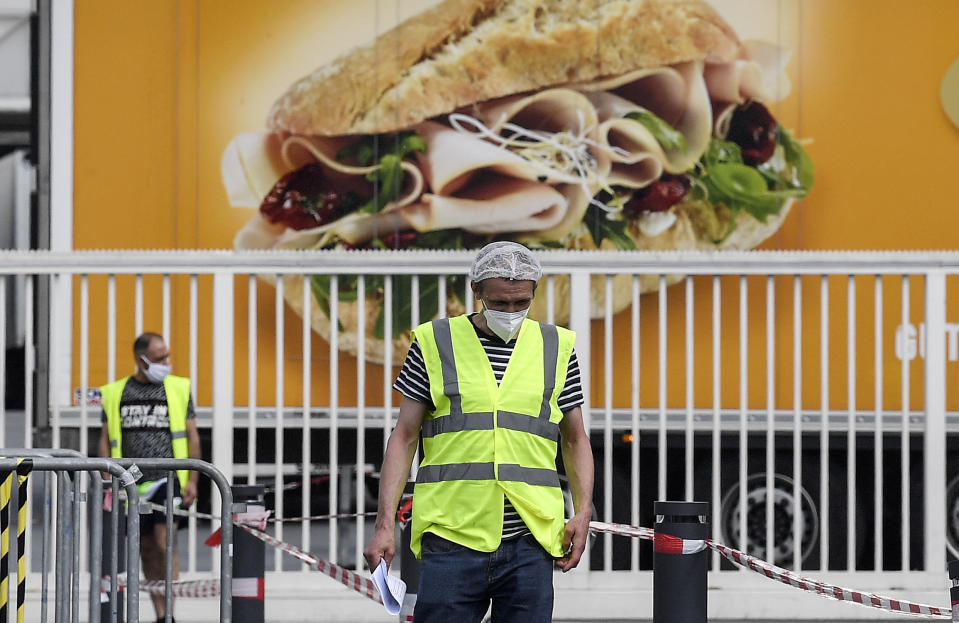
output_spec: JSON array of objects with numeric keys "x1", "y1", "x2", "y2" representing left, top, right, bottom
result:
[
  {"x1": 302, "y1": 275, "x2": 312, "y2": 565},
  {"x1": 711, "y1": 275, "x2": 721, "y2": 571},
  {"x1": 24, "y1": 277, "x2": 34, "y2": 449},
  {"x1": 41, "y1": 472, "x2": 51, "y2": 623},
  {"x1": 847, "y1": 275, "x2": 857, "y2": 570},
  {"x1": 78, "y1": 276, "x2": 90, "y2": 574},
  {"x1": 383, "y1": 275, "x2": 393, "y2": 456},
  {"x1": 630, "y1": 275, "x2": 640, "y2": 570},
  {"x1": 274, "y1": 274, "x2": 285, "y2": 570},
  {"x1": 329, "y1": 275, "x2": 339, "y2": 563},
  {"x1": 820, "y1": 274, "x2": 830, "y2": 569},
  {"x1": 658, "y1": 275, "x2": 667, "y2": 502},
  {"x1": 212, "y1": 271, "x2": 235, "y2": 572},
  {"x1": 79, "y1": 276, "x2": 89, "y2": 457},
  {"x1": 603, "y1": 275, "x2": 613, "y2": 571},
  {"x1": 546, "y1": 275, "x2": 555, "y2": 325},
  {"x1": 436, "y1": 274, "x2": 446, "y2": 319},
  {"x1": 685, "y1": 276, "x2": 694, "y2": 501},
  {"x1": 924, "y1": 271, "x2": 947, "y2": 573},
  {"x1": 188, "y1": 274, "x2": 199, "y2": 572},
  {"x1": 792, "y1": 275, "x2": 802, "y2": 572},
  {"x1": 874, "y1": 275, "x2": 884, "y2": 570},
  {"x1": 738, "y1": 275, "x2": 748, "y2": 560},
  {"x1": 901, "y1": 275, "x2": 911, "y2": 568},
  {"x1": 50, "y1": 274, "x2": 60, "y2": 449},
  {"x1": 107, "y1": 275, "x2": 116, "y2": 388},
  {"x1": 766, "y1": 275, "x2": 775, "y2": 561},
  {"x1": 356, "y1": 275, "x2": 367, "y2": 571},
  {"x1": 464, "y1": 276, "x2": 474, "y2": 315},
  {"x1": 162, "y1": 274, "x2": 171, "y2": 343},
  {"x1": 71, "y1": 476, "x2": 81, "y2": 623},
  {"x1": 134, "y1": 274, "x2": 143, "y2": 337},
  {"x1": 248, "y1": 274, "x2": 258, "y2": 486},
  {"x1": 568, "y1": 273, "x2": 591, "y2": 437}
]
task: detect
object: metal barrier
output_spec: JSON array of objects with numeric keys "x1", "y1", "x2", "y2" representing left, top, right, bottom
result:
[
  {"x1": 0, "y1": 455, "x2": 139, "y2": 623},
  {"x1": 106, "y1": 458, "x2": 233, "y2": 623},
  {"x1": 2, "y1": 448, "x2": 103, "y2": 623},
  {"x1": 0, "y1": 454, "x2": 234, "y2": 623}
]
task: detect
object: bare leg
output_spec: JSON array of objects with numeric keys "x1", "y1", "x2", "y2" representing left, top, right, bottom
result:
[{"x1": 142, "y1": 522, "x2": 179, "y2": 620}]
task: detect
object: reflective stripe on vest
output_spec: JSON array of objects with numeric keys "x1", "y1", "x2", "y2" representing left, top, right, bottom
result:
[
  {"x1": 410, "y1": 315, "x2": 574, "y2": 559},
  {"x1": 426, "y1": 317, "x2": 561, "y2": 452},
  {"x1": 100, "y1": 375, "x2": 192, "y2": 491}
]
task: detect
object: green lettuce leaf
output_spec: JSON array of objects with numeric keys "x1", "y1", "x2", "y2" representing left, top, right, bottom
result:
[{"x1": 625, "y1": 110, "x2": 687, "y2": 152}]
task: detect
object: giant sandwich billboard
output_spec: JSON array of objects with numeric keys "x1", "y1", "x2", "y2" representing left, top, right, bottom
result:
[{"x1": 71, "y1": 0, "x2": 959, "y2": 411}]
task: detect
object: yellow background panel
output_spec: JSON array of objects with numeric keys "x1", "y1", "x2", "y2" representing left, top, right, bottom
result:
[{"x1": 72, "y1": 1, "x2": 959, "y2": 410}]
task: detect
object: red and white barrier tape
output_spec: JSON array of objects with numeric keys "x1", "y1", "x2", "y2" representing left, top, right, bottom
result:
[
  {"x1": 147, "y1": 501, "x2": 376, "y2": 524},
  {"x1": 137, "y1": 504, "x2": 951, "y2": 617},
  {"x1": 234, "y1": 523, "x2": 379, "y2": 603},
  {"x1": 707, "y1": 540, "x2": 950, "y2": 618},
  {"x1": 588, "y1": 520, "x2": 950, "y2": 619},
  {"x1": 102, "y1": 575, "x2": 220, "y2": 598}
]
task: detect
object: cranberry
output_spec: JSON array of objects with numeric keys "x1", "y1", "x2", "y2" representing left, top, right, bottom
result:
[
  {"x1": 623, "y1": 174, "x2": 691, "y2": 218},
  {"x1": 378, "y1": 231, "x2": 419, "y2": 249},
  {"x1": 259, "y1": 164, "x2": 347, "y2": 230},
  {"x1": 726, "y1": 101, "x2": 778, "y2": 166}
]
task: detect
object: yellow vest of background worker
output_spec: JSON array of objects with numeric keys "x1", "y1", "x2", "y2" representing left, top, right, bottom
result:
[
  {"x1": 100, "y1": 375, "x2": 192, "y2": 493},
  {"x1": 411, "y1": 315, "x2": 575, "y2": 559}
]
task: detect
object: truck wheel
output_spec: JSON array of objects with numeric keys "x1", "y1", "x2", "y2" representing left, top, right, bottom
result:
[
  {"x1": 718, "y1": 473, "x2": 818, "y2": 567},
  {"x1": 946, "y1": 475, "x2": 959, "y2": 558}
]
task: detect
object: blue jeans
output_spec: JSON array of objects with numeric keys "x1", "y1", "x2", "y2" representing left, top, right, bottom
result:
[{"x1": 414, "y1": 533, "x2": 554, "y2": 623}]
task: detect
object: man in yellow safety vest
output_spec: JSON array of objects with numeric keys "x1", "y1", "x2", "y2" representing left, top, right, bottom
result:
[
  {"x1": 98, "y1": 332, "x2": 201, "y2": 623},
  {"x1": 364, "y1": 242, "x2": 594, "y2": 622}
]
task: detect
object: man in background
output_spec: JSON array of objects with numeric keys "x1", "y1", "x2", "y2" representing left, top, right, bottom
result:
[{"x1": 98, "y1": 332, "x2": 201, "y2": 623}]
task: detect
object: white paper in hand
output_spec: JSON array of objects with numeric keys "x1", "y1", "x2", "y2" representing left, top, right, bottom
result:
[{"x1": 371, "y1": 559, "x2": 407, "y2": 615}]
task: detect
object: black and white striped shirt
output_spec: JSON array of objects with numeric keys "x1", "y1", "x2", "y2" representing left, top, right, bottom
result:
[{"x1": 393, "y1": 314, "x2": 584, "y2": 540}]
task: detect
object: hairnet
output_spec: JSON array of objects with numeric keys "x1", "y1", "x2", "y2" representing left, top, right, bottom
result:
[{"x1": 468, "y1": 241, "x2": 543, "y2": 283}]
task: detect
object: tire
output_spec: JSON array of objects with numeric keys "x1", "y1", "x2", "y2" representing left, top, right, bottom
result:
[
  {"x1": 946, "y1": 475, "x2": 959, "y2": 558},
  {"x1": 718, "y1": 473, "x2": 819, "y2": 567}
]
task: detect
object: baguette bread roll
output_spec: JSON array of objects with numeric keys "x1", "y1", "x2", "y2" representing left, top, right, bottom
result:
[{"x1": 269, "y1": 0, "x2": 741, "y2": 136}]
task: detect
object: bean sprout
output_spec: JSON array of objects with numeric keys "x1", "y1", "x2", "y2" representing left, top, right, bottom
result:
[{"x1": 448, "y1": 112, "x2": 628, "y2": 213}]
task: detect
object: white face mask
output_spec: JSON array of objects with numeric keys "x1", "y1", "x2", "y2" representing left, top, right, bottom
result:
[
  {"x1": 140, "y1": 355, "x2": 171, "y2": 384},
  {"x1": 483, "y1": 306, "x2": 528, "y2": 342}
]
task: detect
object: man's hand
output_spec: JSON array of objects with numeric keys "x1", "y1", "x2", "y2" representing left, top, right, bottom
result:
[
  {"x1": 363, "y1": 525, "x2": 396, "y2": 571},
  {"x1": 556, "y1": 512, "x2": 590, "y2": 572},
  {"x1": 181, "y1": 481, "x2": 198, "y2": 507}
]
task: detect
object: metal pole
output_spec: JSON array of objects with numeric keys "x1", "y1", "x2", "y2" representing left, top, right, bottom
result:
[
  {"x1": 0, "y1": 449, "x2": 102, "y2": 623},
  {"x1": 653, "y1": 501, "x2": 708, "y2": 623},
  {"x1": 110, "y1": 457, "x2": 232, "y2": 623},
  {"x1": 54, "y1": 472, "x2": 69, "y2": 623},
  {"x1": 86, "y1": 472, "x2": 103, "y2": 623},
  {"x1": 164, "y1": 470, "x2": 174, "y2": 623},
  {"x1": 107, "y1": 478, "x2": 121, "y2": 623},
  {"x1": 949, "y1": 559, "x2": 959, "y2": 621},
  {"x1": 0, "y1": 458, "x2": 140, "y2": 623},
  {"x1": 232, "y1": 485, "x2": 265, "y2": 623},
  {"x1": 71, "y1": 478, "x2": 81, "y2": 623},
  {"x1": 41, "y1": 472, "x2": 51, "y2": 623}
]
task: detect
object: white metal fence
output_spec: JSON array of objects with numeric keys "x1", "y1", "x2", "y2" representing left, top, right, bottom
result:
[{"x1": 1, "y1": 249, "x2": 957, "y2": 617}]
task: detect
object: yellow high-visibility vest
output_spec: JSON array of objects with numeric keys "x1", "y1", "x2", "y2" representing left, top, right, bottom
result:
[
  {"x1": 410, "y1": 315, "x2": 575, "y2": 559},
  {"x1": 101, "y1": 375, "x2": 192, "y2": 492}
]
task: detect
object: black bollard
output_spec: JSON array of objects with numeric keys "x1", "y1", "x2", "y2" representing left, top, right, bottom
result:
[
  {"x1": 949, "y1": 559, "x2": 959, "y2": 620},
  {"x1": 398, "y1": 486, "x2": 417, "y2": 623},
  {"x1": 653, "y1": 501, "x2": 709, "y2": 623},
  {"x1": 232, "y1": 485, "x2": 267, "y2": 623}
]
